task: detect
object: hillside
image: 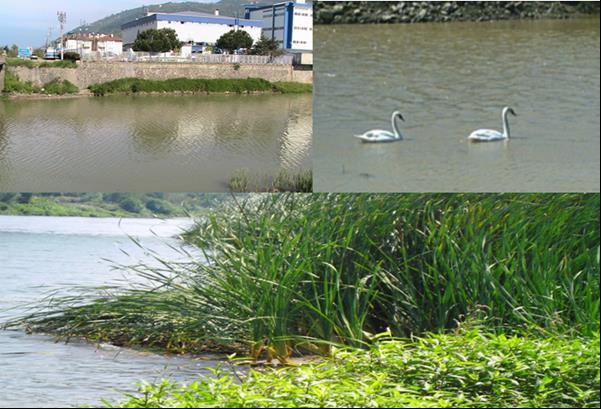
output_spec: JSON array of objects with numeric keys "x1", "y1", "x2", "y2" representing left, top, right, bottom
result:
[
  {"x1": 69, "y1": 0, "x2": 280, "y2": 36},
  {"x1": 0, "y1": 193, "x2": 231, "y2": 218}
]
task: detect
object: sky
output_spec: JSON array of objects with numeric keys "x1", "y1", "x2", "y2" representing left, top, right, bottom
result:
[{"x1": 0, "y1": 0, "x2": 216, "y2": 47}]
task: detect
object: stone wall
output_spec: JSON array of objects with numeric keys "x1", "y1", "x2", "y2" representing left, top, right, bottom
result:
[
  {"x1": 315, "y1": 1, "x2": 600, "y2": 24},
  {"x1": 8, "y1": 61, "x2": 312, "y2": 89}
]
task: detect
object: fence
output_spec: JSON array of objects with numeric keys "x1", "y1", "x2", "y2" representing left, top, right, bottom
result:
[{"x1": 81, "y1": 52, "x2": 294, "y2": 65}]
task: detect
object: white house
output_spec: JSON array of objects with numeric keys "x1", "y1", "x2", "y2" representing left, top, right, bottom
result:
[
  {"x1": 244, "y1": 0, "x2": 313, "y2": 52},
  {"x1": 64, "y1": 33, "x2": 123, "y2": 56},
  {"x1": 121, "y1": 10, "x2": 263, "y2": 49}
]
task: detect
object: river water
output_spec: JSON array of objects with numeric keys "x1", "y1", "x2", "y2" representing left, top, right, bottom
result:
[
  {"x1": 0, "y1": 216, "x2": 222, "y2": 408},
  {"x1": 0, "y1": 94, "x2": 312, "y2": 191},
  {"x1": 314, "y1": 18, "x2": 600, "y2": 192}
]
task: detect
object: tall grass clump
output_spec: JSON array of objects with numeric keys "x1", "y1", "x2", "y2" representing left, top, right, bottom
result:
[
  {"x1": 229, "y1": 169, "x2": 313, "y2": 192},
  {"x1": 42, "y1": 79, "x2": 78, "y2": 94},
  {"x1": 7, "y1": 194, "x2": 599, "y2": 361}
]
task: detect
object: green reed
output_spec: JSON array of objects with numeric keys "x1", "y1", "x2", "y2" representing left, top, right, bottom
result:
[{"x1": 6, "y1": 194, "x2": 599, "y2": 358}]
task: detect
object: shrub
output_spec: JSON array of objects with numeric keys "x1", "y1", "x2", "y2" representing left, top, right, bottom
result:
[
  {"x1": 145, "y1": 199, "x2": 176, "y2": 215},
  {"x1": 62, "y1": 51, "x2": 80, "y2": 62},
  {"x1": 118, "y1": 197, "x2": 144, "y2": 213},
  {"x1": 42, "y1": 79, "x2": 78, "y2": 95}
]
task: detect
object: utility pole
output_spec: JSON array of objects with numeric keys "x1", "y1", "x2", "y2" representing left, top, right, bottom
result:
[
  {"x1": 57, "y1": 11, "x2": 66, "y2": 60},
  {"x1": 45, "y1": 28, "x2": 53, "y2": 49}
]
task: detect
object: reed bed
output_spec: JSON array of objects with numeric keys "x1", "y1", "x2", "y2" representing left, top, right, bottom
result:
[{"x1": 6, "y1": 194, "x2": 599, "y2": 361}]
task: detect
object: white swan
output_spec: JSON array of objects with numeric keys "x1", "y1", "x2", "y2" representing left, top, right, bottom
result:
[
  {"x1": 355, "y1": 111, "x2": 404, "y2": 143},
  {"x1": 468, "y1": 106, "x2": 517, "y2": 142}
]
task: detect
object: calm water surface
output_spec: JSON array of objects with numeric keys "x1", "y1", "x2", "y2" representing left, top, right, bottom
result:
[
  {"x1": 0, "y1": 216, "x2": 222, "y2": 408},
  {"x1": 314, "y1": 18, "x2": 600, "y2": 192},
  {"x1": 0, "y1": 94, "x2": 312, "y2": 191}
]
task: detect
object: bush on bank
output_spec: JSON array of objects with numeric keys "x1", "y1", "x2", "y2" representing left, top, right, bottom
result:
[
  {"x1": 88, "y1": 78, "x2": 312, "y2": 96},
  {"x1": 2, "y1": 71, "x2": 78, "y2": 94},
  {"x1": 110, "y1": 329, "x2": 600, "y2": 408}
]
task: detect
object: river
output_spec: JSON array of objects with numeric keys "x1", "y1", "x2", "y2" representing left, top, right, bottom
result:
[
  {"x1": 314, "y1": 18, "x2": 600, "y2": 192},
  {"x1": 0, "y1": 216, "x2": 221, "y2": 408},
  {"x1": 0, "y1": 94, "x2": 312, "y2": 191}
]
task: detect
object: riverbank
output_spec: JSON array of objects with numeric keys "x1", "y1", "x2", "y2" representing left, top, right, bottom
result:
[
  {"x1": 3, "y1": 77, "x2": 311, "y2": 99},
  {"x1": 0, "y1": 193, "x2": 228, "y2": 218},
  {"x1": 315, "y1": 1, "x2": 600, "y2": 24},
  {"x1": 110, "y1": 330, "x2": 600, "y2": 408},
  {"x1": 88, "y1": 77, "x2": 312, "y2": 96}
]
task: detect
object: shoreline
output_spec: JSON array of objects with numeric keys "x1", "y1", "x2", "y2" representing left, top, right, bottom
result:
[
  {"x1": 315, "y1": 1, "x2": 600, "y2": 25},
  {"x1": 3, "y1": 88, "x2": 311, "y2": 101}
]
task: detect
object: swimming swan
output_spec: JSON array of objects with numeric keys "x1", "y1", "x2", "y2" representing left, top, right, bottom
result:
[
  {"x1": 355, "y1": 111, "x2": 404, "y2": 143},
  {"x1": 468, "y1": 106, "x2": 517, "y2": 142}
]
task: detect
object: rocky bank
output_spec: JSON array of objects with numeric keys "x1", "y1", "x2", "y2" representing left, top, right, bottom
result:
[{"x1": 314, "y1": 1, "x2": 600, "y2": 24}]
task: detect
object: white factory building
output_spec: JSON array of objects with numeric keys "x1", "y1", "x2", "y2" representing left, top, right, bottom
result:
[
  {"x1": 121, "y1": 11, "x2": 263, "y2": 49},
  {"x1": 244, "y1": 0, "x2": 313, "y2": 51},
  {"x1": 64, "y1": 33, "x2": 123, "y2": 56}
]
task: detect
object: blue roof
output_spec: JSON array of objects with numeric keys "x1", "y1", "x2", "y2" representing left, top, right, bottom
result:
[{"x1": 122, "y1": 13, "x2": 263, "y2": 30}]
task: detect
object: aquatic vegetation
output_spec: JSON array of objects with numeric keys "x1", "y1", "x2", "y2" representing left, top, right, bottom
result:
[
  {"x1": 229, "y1": 169, "x2": 313, "y2": 192},
  {"x1": 9, "y1": 194, "x2": 599, "y2": 361},
  {"x1": 88, "y1": 78, "x2": 312, "y2": 96},
  {"x1": 109, "y1": 329, "x2": 601, "y2": 408}
]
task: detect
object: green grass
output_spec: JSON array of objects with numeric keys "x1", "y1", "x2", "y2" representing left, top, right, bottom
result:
[
  {"x1": 8, "y1": 194, "x2": 599, "y2": 363},
  {"x1": 41, "y1": 79, "x2": 79, "y2": 95},
  {"x1": 5, "y1": 58, "x2": 77, "y2": 69},
  {"x1": 108, "y1": 329, "x2": 600, "y2": 408},
  {"x1": 229, "y1": 169, "x2": 313, "y2": 192},
  {"x1": 272, "y1": 82, "x2": 313, "y2": 94},
  {"x1": 2, "y1": 71, "x2": 40, "y2": 93},
  {"x1": 88, "y1": 78, "x2": 312, "y2": 96},
  {"x1": 2, "y1": 72, "x2": 78, "y2": 94}
]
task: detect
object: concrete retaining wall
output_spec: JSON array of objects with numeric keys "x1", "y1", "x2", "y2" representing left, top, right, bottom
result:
[{"x1": 8, "y1": 61, "x2": 312, "y2": 89}]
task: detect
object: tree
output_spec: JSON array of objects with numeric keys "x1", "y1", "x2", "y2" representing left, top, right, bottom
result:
[
  {"x1": 215, "y1": 30, "x2": 253, "y2": 53},
  {"x1": 250, "y1": 36, "x2": 283, "y2": 56},
  {"x1": 8, "y1": 44, "x2": 18, "y2": 58},
  {"x1": 133, "y1": 28, "x2": 181, "y2": 53}
]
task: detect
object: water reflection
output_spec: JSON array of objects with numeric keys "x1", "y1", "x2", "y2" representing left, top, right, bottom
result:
[{"x1": 0, "y1": 94, "x2": 312, "y2": 191}]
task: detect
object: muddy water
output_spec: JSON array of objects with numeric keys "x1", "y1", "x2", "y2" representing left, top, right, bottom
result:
[
  {"x1": 0, "y1": 94, "x2": 312, "y2": 191},
  {"x1": 314, "y1": 18, "x2": 600, "y2": 192}
]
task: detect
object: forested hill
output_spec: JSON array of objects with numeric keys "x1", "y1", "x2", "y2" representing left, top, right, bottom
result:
[{"x1": 70, "y1": 0, "x2": 279, "y2": 35}]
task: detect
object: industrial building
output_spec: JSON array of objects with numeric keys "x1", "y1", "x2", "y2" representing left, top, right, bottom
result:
[
  {"x1": 121, "y1": 10, "x2": 263, "y2": 49},
  {"x1": 244, "y1": 0, "x2": 313, "y2": 52}
]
